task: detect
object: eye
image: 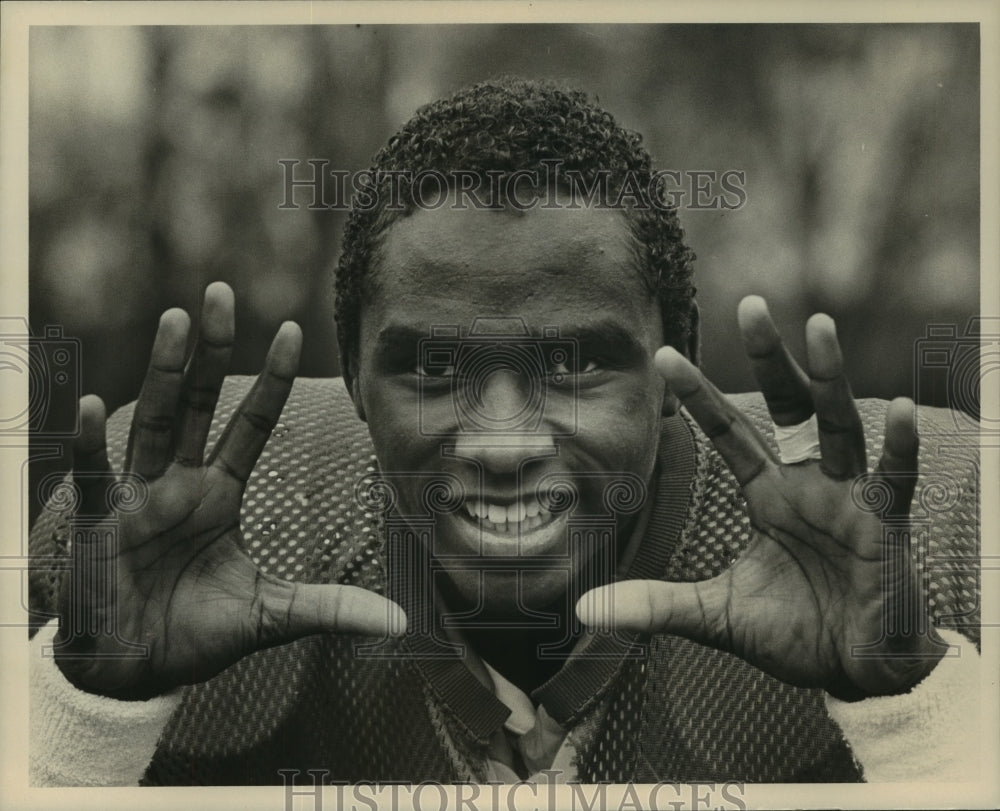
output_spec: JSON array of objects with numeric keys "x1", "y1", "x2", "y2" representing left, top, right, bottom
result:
[
  {"x1": 551, "y1": 358, "x2": 599, "y2": 376},
  {"x1": 415, "y1": 363, "x2": 456, "y2": 378}
]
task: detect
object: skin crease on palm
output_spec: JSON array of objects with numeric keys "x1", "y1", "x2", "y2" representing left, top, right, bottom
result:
[{"x1": 60, "y1": 190, "x2": 947, "y2": 700}]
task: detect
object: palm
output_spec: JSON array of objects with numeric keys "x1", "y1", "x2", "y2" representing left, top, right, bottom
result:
[
  {"x1": 113, "y1": 468, "x2": 257, "y2": 684},
  {"x1": 718, "y1": 465, "x2": 907, "y2": 695}
]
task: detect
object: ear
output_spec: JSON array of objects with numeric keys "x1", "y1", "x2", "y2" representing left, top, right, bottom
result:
[
  {"x1": 345, "y1": 356, "x2": 367, "y2": 423},
  {"x1": 661, "y1": 387, "x2": 681, "y2": 417},
  {"x1": 660, "y1": 299, "x2": 700, "y2": 418},
  {"x1": 685, "y1": 299, "x2": 701, "y2": 368}
]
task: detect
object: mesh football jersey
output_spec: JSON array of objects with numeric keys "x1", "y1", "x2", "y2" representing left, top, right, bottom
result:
[{"x1": 28, "y1": 378, "x2": 980, "y2": 784}]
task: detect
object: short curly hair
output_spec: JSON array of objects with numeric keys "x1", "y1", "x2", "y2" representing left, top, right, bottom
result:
[{"x1": 334, "y1": 77, "x2": 697, "y2": 387}]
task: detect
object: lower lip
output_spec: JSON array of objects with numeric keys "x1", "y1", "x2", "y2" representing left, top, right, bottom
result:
[{"x1": 449, "y1": 509, "x2": 570, "y2": 557}]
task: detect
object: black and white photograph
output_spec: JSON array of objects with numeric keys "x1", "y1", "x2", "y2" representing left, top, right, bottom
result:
[{"x1": 1, "y1": 2, "x2": 997, "y2": 809}]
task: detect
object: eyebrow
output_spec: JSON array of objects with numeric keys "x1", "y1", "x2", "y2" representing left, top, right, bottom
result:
[
  {"x1": 562, "y1": 321, "x2": 647, "y2": 357},
  {"x1": 374, "y1": 325, "x2": 439, "y2": 357},
  {"x1": 373, "y1": 320, "x2": 648, "y2": 358}
]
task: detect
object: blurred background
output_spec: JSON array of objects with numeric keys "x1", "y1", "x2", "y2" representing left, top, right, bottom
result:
[{"x1": 27, "y1": 24, "x2": 980, "y2": 522}]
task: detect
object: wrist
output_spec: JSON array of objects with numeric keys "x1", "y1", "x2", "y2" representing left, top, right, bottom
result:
[
  {"x1": 53, "y1": 626, "x2": 167, "y2": 701},
  {"x1": 31, "y1": 619, "x2": 183, "y2": 786},
  {"x1": 826, "y1": 633, "x2": 950, "y2": 702},
  {"x1": 823, "y1": 629, "x2": 980, "y2": 781}
]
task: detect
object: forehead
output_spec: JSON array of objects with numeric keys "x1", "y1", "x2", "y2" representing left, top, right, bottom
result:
[{"x1": 366, "y1": 202, "x2": 656, "y2": 330}]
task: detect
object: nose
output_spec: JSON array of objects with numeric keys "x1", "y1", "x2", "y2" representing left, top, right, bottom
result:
[
  {"x1": 452, "y1": 430, "x2": 556, "y2": 474},
  {"x1": 452, "y1": 369, "x2": 555, "y2": 474},
  {"x1": 473, "y1": 368, "x2": 530, "y2": 425}
]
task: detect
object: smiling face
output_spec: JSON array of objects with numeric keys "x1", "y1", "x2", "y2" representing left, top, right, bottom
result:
[{"x1": 350, "y1": 196, "x2": 669, "y2": 619}]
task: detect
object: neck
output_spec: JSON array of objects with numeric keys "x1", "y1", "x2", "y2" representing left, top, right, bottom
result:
[{"x1": 432, "y1": 489, "x2": 658, "y2": 695}]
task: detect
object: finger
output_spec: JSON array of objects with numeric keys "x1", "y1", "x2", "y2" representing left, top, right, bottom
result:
[
  {"x1": 173, "y1": 283, "x2": 235, "y2": 465},
  {"x1": 254, "y1": 580, "x2": 407, "y2": 646},
  {"x1": 655, "y1": 346, "x2": 775, "y2": 487},
  {"x1": 875, "y1": 397, "x2": 920, "y2": 518},
  {"x1": 125, "y1": 308, "x2": 190, "y2": 478},
  {"x1": 72, "y1": 395, "x2": 113, "y2": 517},
  {"x1": 806, "y1": 314, "x2": 866, "y2": 480},
  {"x1": 575, "y1": 580, "x2": 732, "y2": 649},
  {"x1": 737, "y1": 296, "x2": 814, "y2": 426},
  {"x1": 208, "y1": 321, "x2": 301, "y2": 485}
]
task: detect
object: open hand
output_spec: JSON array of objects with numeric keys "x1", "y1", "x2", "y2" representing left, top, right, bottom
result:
[
  {"x1": 54, "y1": 283, "x2": 405, "y2": 699},
  {"x1": 577, "y1": 296, "x2": 948, "y2": 700}
]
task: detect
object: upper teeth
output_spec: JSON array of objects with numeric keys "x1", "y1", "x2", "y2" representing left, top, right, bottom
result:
[{"x1": 464, "y1": 500, "x2": 547, "y2": 525}]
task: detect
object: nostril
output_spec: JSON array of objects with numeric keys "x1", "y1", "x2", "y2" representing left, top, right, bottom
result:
[{"x1": 449, "y1": 432, "x2": 557, "y2": 475}]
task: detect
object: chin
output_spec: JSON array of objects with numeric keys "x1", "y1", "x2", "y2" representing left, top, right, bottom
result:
[{"x1": 436, "y1": 566, "x2": 579, "y2": 624}]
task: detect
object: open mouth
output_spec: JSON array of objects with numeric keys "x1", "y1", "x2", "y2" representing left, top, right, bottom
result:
[
  {"x1": 461, "y1": 498, "x2": 554, "y2": 533},
  {"x1": 453, "y1": 497, "x2": 568, "y2": 555}
]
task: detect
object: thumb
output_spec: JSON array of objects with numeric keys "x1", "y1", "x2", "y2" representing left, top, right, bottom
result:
[
  {"x1": 255, "y1": 580, "x2": 407, "y2": 648},
  {"x1": 575, "y1": 579, "x2": 726, "y2": 644}
]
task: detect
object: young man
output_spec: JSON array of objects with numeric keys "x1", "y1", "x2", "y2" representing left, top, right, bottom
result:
[{"x1": 29, "y1": 79, "x2": 980, "y2": 785}]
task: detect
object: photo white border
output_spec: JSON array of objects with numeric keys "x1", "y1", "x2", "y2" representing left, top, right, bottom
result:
[{"x1": 2, "y1": 2, "x2": 997, "y2": 809}]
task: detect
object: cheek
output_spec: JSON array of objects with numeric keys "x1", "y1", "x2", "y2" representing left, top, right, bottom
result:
[
  {"x1": 575, "y1": 382, "x2": 663, "y2": 472},
  {"x1": 358, "y1": 382, "x2": 424, "y2": 466}
]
